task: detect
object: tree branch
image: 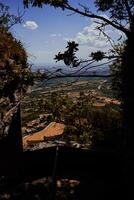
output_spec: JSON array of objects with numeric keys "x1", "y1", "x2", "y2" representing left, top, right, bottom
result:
[
  {"x1": 58, "y1": 59, "x2": 117, "y2": 77},
  {"x1": 23, "y1": 0, "x2": 130, "y2": 36},
  {"x1": 64, "y1": 2, "x2": 129, "y2": 36},
  {"x1": 124, "y1": 0, "x2": 133, "y2": 22},
  {"x1": 43, "y1": 74, "x2": 113, "y2": 81}
]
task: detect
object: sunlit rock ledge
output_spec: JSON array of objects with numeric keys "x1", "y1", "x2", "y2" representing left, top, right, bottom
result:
[
  {"x1": 22, "y1": 121, "x2": 92, "y2": 151},
  {"x1": 23, "y1": 122, "x2": 65, "y2": 146}
]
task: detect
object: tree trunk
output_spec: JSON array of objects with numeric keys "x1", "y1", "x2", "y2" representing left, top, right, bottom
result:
[{"x1": 122, "y1": 26, "x2": 134, "y2": 196}]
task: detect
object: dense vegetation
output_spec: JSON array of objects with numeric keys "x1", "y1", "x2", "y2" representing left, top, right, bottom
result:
[
  {"x1": 48, "y1": 92, "x2": 121, "y2": 149},
  {"x1": 0, "y1": 3, "x2": 33, "y2": 104},
  {"x1": 21, "y1": 78, "x2": 122, "y2": 151}
]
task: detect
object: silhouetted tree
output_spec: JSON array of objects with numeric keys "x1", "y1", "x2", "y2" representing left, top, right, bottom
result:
[{"x1": 0, "y1": 2, "x2": 22, "y2": 30}]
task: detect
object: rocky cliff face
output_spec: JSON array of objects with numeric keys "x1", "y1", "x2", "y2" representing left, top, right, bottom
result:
[{"x1": 0, "y1": 103, "x2": 23, "y2": 155}]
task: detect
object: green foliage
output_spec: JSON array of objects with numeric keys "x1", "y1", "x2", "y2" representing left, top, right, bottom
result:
[
  {"x1": 0, "y1": 2, "x2": 22, "y2": 30},
  {"x1": 38, "y1": 91, "x2": 122, "y2": 149},
  {"x1": 0, "y1": 3, "x2": 33, "y2": 102},
  {"x1": 91, "y1": 51, "x2": 105, "y2": 61},
  {"x1": 23, "y1": 0, "x2": 68, "y2": 9},
  {"x1": 42, "y1": 92, "x2": 74, "y2": 122},
  {"x1": 109, "y1": 43, "x2": 126, "y2": 100},
  {"x1": 95, "y1": 0, "x2": 133, "y2": 21},
  {"x1": 55, "y1": 41, "x2": 80, "y2": 67},
  {"x1": 95, "y1": 0, "x2": 114, "y2": 11}
]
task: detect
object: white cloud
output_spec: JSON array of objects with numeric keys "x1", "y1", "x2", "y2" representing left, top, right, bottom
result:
[
  {"x1": 63, "y1": 16, "x2": 122, "y2": 59},
  {"x1": 23, "y1": 21, "x2": 38, "y2": 30},
  {"x1": 50, "y1": 33, "x2": 62, "y2": 37},
  {"x1": 74, "y1": 24, "x2": 111, "y2": 50},
  {"x1": 50, "y1": 34, "x2": 57, "y2": 37}
]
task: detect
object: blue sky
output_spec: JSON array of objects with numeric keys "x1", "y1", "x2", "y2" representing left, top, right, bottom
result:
[{"x1": 1, "y1": 0, "x2": 122, "y2": 66}]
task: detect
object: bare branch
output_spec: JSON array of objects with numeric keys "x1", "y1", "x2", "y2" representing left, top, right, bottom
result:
[
  {"x1": 124, "y1": 0, "x2": 133, "y2": 22},
  {"x1": 64, "y1": 2, "x2": 129, "y2": 36},
  {"x1": 96, "y1": 26, "x2": 118, "y2": 52},
  {"x1": 35, "y1": 59, "x2": 116, "y2": 83},
  {"x1": 58, "y1": 61, "x2": 96, "y2": 76},
  {"x1": 78, "y1": 3, "x2": 91, "y2": 14},
  {"x1": 66, "y1": 11, "x2": 76, "y2": 16}
]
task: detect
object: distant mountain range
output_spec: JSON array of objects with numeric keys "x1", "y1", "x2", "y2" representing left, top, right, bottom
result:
[{"x1": 32, "y1": 64, "x2": 110, "y2": 76}]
